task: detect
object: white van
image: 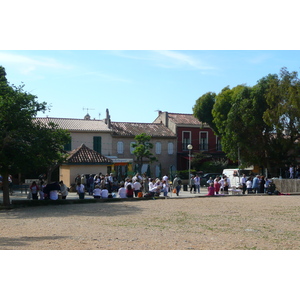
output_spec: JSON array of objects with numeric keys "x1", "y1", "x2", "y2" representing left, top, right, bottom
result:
[{"x1": 222, "y1": 168, "x2": 254, "y2": 188}]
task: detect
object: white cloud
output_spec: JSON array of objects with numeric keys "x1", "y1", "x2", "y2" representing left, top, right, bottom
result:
[{"x1": 0, "y1": 52, "x2": 72, "y2": 74}]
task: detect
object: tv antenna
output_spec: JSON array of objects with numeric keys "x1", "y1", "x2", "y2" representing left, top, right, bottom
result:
[{"x1": 83, "y1": 107, "x2": 95, "y2": 114}]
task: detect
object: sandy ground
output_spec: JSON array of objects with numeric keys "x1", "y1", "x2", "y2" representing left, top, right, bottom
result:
[{"x1": 1, "y1": 194, "x2": 300, "y2": 250}]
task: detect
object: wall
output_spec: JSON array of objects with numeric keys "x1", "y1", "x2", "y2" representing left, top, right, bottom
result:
[
  {"x1": 59, "y1": 165, "x2": 109, "y2": 187},
  {"x1": 273, "y1": 179, "x2": 300, "y2": 193}
]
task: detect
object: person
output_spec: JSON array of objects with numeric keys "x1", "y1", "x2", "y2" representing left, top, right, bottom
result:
[
  {"x1": 259, "y1": 176, "x2": 265, "y2": 193},
  {"x1": 267, "y1": 180, "x2": 276, "y2": 194},
  {"x1": 76, "y1": 182, "x2": 85, "y2": 199},
  {"x1": 252, "y1": 175, "x2": 260, "y2": 194},
  {"x1": 162, "y1": 180, "x2": 169, "y2": 197},
  {"x1": 118, "y1": 183, "x2": 127, "y2": 198},
  {"x1": 148, "y1": 178, "x2": 157, "y2": 197},
  {"x1": 93, "y1": 185, "x2": 102, "y2": 199},
  {"x1": 194, "y1": 174, "x2": 200, "y2": 193},
  {"x1": 75, "y1": 174, "x2": 81, "y2": 185},
  {"x1": 223, "y1": 178, "x2": 229, "y2": 194},
  {"x1": 126, "y1": 184, "x2": 134, "y2": 198},
  {"x1": 246, "y1": 177, "x2": 253, "y2": 194},
  {"x1": 189, "y1": 175, "x2": 196, "y2": 194},
  {"x1": 133, "y1": 179, "x2": 142, "y2": 197},
  {"x1": 39, "y1": 180, "x2": 46, "y2": 200},
  {"x1": 49, "y1": 182, "x2": 61, "y2": 200},
  {"x1": 207, "y1": 183, "x2": 215, "y2": 196},
  {"x1": 289, "y1": 165, "x2": 294, "y2": 179},
  {"x1": 207, "y1": 177, "x2": 214, "y2": 186},
  {"x1": 101, "y1": 186, "x2": 109, "y2": 199},
  {"x1": 30, "y1": 181, "x2": 39, "y2": 200},
  {"x1": 59, "y1": 181, "x2": 68, "y2": 199},
  {"x1": 87, "y1": 174, "x2": 94, "y2": 195},
  {"x1": 214, "y1": 177, "x2": 220, "y2": 195},
  {"x1": 172, "y1": 175, "x2": 182, "y2": 196},
  {"x1": 241, "y1": 174, "x2": 247, "y2": 194}
]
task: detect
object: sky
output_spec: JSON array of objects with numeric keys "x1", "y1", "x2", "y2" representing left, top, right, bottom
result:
[{"x1": 1, "y1": 50, "x2": 300, "y2": 123}]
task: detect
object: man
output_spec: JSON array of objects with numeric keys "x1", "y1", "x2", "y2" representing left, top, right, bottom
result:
[
  {"x1": 194, "y1": 174, "x2": 200, "y2": 193},
  {"x1": 252, "y1": 175, "x2": 260, "y2": 194},
  {"x1": 173, "y1": 175, "x2": 182, "y2": 196},
  {"x1": 241, "y1": 174, "x2": 247, "y2": 194}
]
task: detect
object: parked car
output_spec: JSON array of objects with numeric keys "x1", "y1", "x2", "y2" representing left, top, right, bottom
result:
[{"x1": 200, "y1": 173, "x2": 221, "y2": 186}]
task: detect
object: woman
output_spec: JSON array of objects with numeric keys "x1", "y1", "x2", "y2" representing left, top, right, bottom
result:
[
  {"x1": 126, "y1": 184, "x2": 134, "y2": 198},
  {"x1": 30, "y1": 181, "x2": 39, "y2": 200}
]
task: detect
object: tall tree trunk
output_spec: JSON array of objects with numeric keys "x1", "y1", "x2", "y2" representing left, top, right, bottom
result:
[{"x1": 2, "y1": 170, "x2": 11, "y2": 206}]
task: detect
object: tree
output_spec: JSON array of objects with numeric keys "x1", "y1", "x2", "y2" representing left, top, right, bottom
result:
[
  {"x1": 0, "y1": 66, "x2": 70, "y2": 206},
  {"x1": 196, "y1": 67, "x2": 300, "y2": 175},
  {"x1": 193, "y1": 92, "x2": 217, "y2": 132},
  {"x1": 132, "y1": 133, "x2": 157, "y2": 174}
]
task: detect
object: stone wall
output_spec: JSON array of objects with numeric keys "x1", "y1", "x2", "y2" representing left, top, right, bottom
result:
[{"x1": 273, "y1": 179, "x2": 300, "y2": 193}]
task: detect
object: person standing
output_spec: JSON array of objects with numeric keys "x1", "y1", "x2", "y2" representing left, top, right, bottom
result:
[
  {"x1": 241, "y1": 174, "x2": 247, "y2": 194},
  {"x1": 59, "y1": 181, "x2": 69, "y2": 199},
  {"x1": 189, "y1": 175, "x2": 196, "y2": 193},
  {"x1": 172, "y1": 175, "x2": 182, "y2": 196},
  {"x1": 30, "y1": 181, "x2": 39, "y2": 200},
  {"x1": 133, "y1": 179, "x2": 142, "y2": 197},
  {"x1": 76, "y1": 182, "x2": 85, "y2": 199},
  {"x1": 252, "y1": 175, "x2": 260, "y2": 193},
  {"x1": 194, "y1": 174, "x2": 200, "y2": 193}
]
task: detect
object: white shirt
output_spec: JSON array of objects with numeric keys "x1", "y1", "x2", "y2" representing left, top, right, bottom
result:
[
  {"x1": 118, "y1": 187, "x2": 127, "y2": 198},
  {"x1": 101, "y1": 189, "x2": 109, "y2": 198},
  {"x1": 133, "y1": 181, "x2": 141, "y2": 191},
  {"x1": 50, "y1": 190, "x2": 58, "y2": 200},
  {"x1": 93, "y1": 188, "x2": 102, "y2": 197}
]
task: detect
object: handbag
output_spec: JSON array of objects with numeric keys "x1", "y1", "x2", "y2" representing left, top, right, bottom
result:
[{"x1": 172, "y1": 188, "x2": 177, "y2": 193}]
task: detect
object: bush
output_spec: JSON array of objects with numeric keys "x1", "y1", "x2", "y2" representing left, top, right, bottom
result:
[{"x1": 176, "y1": 170, "x2": 197, "y2": 179}]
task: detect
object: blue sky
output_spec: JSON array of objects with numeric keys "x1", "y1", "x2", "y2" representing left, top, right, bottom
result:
[{"x1": 1, "y1": 50, "x2": 300, "y2": 123}]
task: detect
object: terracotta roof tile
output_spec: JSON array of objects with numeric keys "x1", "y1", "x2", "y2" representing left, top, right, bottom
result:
[
  {"x1": 67, "y1": 144, "x2": 113, "y2": 164},
  {"x1": 35, "y1": 117, "x2": 111, "y2": 132},
  {"x1": 167, "y1": 113, "x2": 203, "y2": 125},
  {"x1": 111, "y1": 122, "x2": 176, "y2": 137}
]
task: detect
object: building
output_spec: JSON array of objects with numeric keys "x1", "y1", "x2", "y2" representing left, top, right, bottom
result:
[{"x1": 153, "y1": 111, "x2": 224, "y2": 171}]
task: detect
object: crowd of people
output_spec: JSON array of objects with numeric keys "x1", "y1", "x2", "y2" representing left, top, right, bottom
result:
[
  {"x1": 74, "y1": 172, "x2": 175, "y2": 199},
  {"x1": 205, "y1": 174, "x2": 278, "y2": 196}
]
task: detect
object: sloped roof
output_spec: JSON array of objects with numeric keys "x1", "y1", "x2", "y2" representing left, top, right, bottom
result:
[
  {"x1": 66, "y1": 144, "x2": 113, "y2": 164},
  {"x1": 167, "y1": 113, "x2": 203, "y2": 126},
  {"x1": 35, "y1": 117, "x2": 111, "y2": 132},
  {"x1": 111, "y1": 122, "x2": 176, "y2": 137}
]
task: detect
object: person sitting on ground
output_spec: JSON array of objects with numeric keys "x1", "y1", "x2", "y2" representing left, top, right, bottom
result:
[
  {"x1": 118, "y1": 183, "x2": 127, "y2": 198},
  {"x1": 101, "y1": 187, "x2": 109, "y2": 199},
  {"x1": 207, "y1": 183, "x2": 215, "y2": 196},
  {"x1": 93, "y1": 185, "x2": 102, "y2": 199},
  {"x1": 126, "y1": 184, "x2": 134, "y2": 198}
]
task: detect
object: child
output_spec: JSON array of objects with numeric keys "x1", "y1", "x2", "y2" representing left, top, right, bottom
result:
[{"x1": 207, "y1": 183, "x2": 215, "y2": 196}]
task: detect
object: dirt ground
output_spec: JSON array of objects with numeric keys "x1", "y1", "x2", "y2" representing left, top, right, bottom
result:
[{"x1": 1, "y1": 194, "x2": 300, "y2": 250}]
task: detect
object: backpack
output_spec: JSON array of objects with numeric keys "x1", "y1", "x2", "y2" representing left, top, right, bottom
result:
[{"x1": 178, "y1": 179, "x2": 182, "y2": 185}]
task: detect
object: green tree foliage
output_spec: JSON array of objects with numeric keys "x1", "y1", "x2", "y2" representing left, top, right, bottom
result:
[
  {"x1": 193, "y1": 92, "x2": 217, "y2": 132},
  {"x1": 132, "y1": 133, "x2": 157, "y2": 174},
  {"x1": 0, "y1": 66, "x2": 70, "y2": 206},
  {"x1": 194, "y1": 67, "x2": 300, "y2": 175}
]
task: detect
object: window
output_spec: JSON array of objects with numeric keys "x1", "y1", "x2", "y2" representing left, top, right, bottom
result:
[
  {"x1": 199, "y1": 132, "x2": 208, "y2": 151},
  {"x1": 130, "y1": 142, "x2": 135, "y2": 154},
  {"x1": 182, "y1": 131, "x2": 191, "y2": 150},
  {"x1": 155, "y1": 142, "x2": 162, "y2": 154},
  {"x1": 64, "y1": 141, "x2": 72, "y2": 151},
  {"x1": 168, "y1": 142, "x2": 174, "y2": 154},
  {"x1": 155, "y1": 165, "x2": 161, "y2": 177},
  {"x1": 93, "y1": 136, "x2": 102, "y2": 153},
  {"x1": 216, "y1": 137, "x2": 222, "y2": 151},
  {"x1": 117, "y1": 141, "x2": 124, "y2": 154}
]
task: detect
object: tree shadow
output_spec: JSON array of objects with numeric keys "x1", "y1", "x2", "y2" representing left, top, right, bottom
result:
[
  {"x1": 0, "y1": 235, "x2": 69, "y2": 248},
  {"x1": 1, "y1": 201, "x2": 144, "y2": 219}
]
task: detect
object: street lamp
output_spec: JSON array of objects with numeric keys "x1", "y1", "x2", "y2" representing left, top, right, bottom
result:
[{"x1": 187, "y1": 144, "x2": 193, "y2": 189}]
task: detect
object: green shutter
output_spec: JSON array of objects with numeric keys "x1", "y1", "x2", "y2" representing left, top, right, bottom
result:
[
  {"x1": 93, "y1": 136, "x2": 102, "y2": 153},
  {"x1": 64, "y1": 141, "x2": 72, "y2": 151}
]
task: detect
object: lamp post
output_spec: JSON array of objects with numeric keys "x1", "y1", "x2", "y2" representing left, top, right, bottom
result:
[{"x1": 187, "y1": 144, "x2": 193, "y2": 189}]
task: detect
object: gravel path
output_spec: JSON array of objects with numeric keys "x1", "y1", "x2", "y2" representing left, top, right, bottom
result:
[{"x1": 1, "y1": 195, "x2": 300, "y2": 250}]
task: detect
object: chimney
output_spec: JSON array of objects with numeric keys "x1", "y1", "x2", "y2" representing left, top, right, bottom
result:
[
  {"x1": 105, "y1": 108, "x2": 111, "y2": 129},
  {"x1": 165, "y1": 111, "x2": 169, "y2": 128}
]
